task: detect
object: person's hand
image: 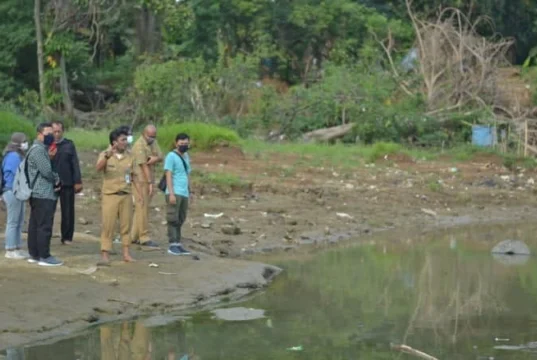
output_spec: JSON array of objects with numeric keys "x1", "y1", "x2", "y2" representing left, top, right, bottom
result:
[
  {"x1": 169, "y1": 194, "x2": 176, "y2": 205},
  {"x1": 148, "y1": 183, "x2": 154, "y2": 197},
  {"x1": 137, "y1": 193, "x2": 144, "y2": 205},
  {"x1": 48, "y1": 147, "x2": 57, "y2": 159},
  {"x1": 189, "y1": 193, "x2": 194, "y2": 206},
  {"x1": 105, "y1": 144, "x2": 116, "y2": 158},
  {"x1": 147, "y1": 156, "x2": 159, "y2": 165},
  {"x1": 74, "y1": 183, "x2": 83, "y2": 193},
  {"x1": 54, "y1": 181, "x2": 61, "y2": 192}
]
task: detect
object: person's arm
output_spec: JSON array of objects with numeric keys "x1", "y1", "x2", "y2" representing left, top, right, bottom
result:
[
  {"x1": 3, "y1": 153, "x2": 19, "y2": 185},
  {"x1": 31, "y1": 147, "x2": 58, "y2": 183},
  {"x1": 147, "y1": 141, "x2": 163, "y2": 165},
  {"x1": 70, "y1": 141, "x2": 82, "y2": 185},
  {"x1": 132, "y1": 171, "x2": 144, "y2": 204},
  {"x1": 164, "y1": 154, "x2": 176, "y2": 204},
  {"x1": 95, "y1": 147, "x2": 112, "y2": 172}
]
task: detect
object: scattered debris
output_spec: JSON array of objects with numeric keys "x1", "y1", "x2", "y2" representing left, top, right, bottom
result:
[
  {"x1": 158, "y1": 272, "x2": 178, "y2": 275},
  {"x1": 107, "y1": 298, "x2": 135, "y2": 305},
  {"x1": 287, "y1": 345, "x2": 303, "y2": 351},
  {"x1": 336, "y1": 212, "x2": 353, "y2": 220},
  {"x1": 149, "y1": 263, "x2": 159, "y2": 268},
  {"x1": 421, "y1": 208, "x2": 438, "y2": 218},
  {"x1": 204, "y1": 212, "x2": 224, "y2": 219},
  {"x1": 76, "y1": 266, "x2": 98, "y2": 275},
  {"x1": 78, "y1": 217, "x2": 90, "y2": 225},
  {"x1": 221, "y1": 224, "x2": 241, "y2": 235},
  {"x1": 391, "y1": 344, "x2": 439, "y2": 360}
]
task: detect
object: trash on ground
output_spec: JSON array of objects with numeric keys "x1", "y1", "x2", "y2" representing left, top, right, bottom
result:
[
  {"x1": 421, "y1": 208, "x2": 438, "y2": 217},
  {"x1": 149, "y1": 263, "x2": 159, "y2": 268},
  {"x1": 204, "y1": 212, "x2": 224, "y2": 219},
  {"x1": 77, "y1": 266, "x2": 98, "y2": 275},
  {"x1": 287, "y1": 346, "x2": 303, "y2": 351},
  {"x1": 336, "y1": 212, "x2": 353, "y2": 219}
]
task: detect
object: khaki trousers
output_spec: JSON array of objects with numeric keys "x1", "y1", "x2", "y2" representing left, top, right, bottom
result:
[
  {"x1": 101, "y1": 193, "x2": 133, "y2": 251},
  {"x1": 131, "y1": 182, "x2": 150, "y2": 243}
]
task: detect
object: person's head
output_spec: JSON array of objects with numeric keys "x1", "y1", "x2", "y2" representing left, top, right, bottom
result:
[
  {"x1": 36, "y1": 122, "x2": 54, "y2": 146},
  {"x1": 143, "y1": 124, "x2": 157, "y2": 145},
  {"x1": 175, "y1": 133, "x2": 190, "y2": 154},
  {"x1": 109, "y1": 127, "x2": 129, "y2": 153},
  {"x1": 118, "y1": 125, "x2": 134, "y2": 145},
  {"x1": 51, "y1": 121, "x2": 64, "y2": 142},
  {"x1": 3, "y1": 132, "x2": 28, "y2": 156}
]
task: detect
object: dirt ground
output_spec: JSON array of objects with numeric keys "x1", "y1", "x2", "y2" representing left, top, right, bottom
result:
[{"x1": 1, "y1": 146, "x2": 537, "y2": 349}]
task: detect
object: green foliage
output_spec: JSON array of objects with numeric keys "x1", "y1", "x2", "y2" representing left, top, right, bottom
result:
[
  {"x1": 65, "y1": 128, "x2": 110, "y2": 151},
  {"x1": 157, "y1": 122, "x2": 241, "y2": 151},
  {"x1": 0, "y1": 110, "x2": 35, "y2": 148}
]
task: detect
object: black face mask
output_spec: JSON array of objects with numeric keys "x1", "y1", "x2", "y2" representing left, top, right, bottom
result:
[
  {"x1": 43, "y1": 134, "x2": 55, "y2": 146},
  {"x1": 178, "y1": 145, "x2": 189, "y2": 153}
]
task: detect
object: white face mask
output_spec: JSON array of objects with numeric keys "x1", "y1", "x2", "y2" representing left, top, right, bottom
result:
[
  {"x1": 127, "y1": 135, "x2": 133, "y2": 144},
  {"x1": 20, "y1": 142, "x2": 29, "y2": 151}
]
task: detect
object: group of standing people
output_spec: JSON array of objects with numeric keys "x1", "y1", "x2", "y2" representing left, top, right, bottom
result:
[{"x1": 2, "y1": 122, "x2": 192, "y2": 267}]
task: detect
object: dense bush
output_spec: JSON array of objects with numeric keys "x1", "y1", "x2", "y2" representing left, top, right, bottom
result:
[
  {"x1": 157, "y1": 122, "x2": 241, "y2": 151},
  {"x1": 0, "y1": 110, "x2": 35, "y2": 149}
]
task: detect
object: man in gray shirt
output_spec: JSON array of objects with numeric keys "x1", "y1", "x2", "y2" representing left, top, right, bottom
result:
[{"x1": 26, "y1": 123, "x2": 63, "y2": 266}]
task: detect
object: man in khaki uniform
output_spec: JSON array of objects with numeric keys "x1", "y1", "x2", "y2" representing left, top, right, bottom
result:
[
  {"x1": 96, "y1": 128, "x2": 142, "y2": 264},
  {"x1": 130, "y1": 124, "x2": 163, "y2": 247}
]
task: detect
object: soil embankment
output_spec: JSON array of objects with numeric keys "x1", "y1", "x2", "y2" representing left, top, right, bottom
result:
[{"x1": 1, "y1": 147, "x2": 537, "y2": 349}]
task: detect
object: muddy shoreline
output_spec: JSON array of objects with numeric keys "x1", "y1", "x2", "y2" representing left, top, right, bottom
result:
[{"x1": 2, "y1": 148, "x2": 537, "y2": 349}]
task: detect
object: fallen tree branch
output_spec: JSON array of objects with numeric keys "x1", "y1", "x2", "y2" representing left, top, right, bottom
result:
[
  {"x1": 391, "y1": 344, "x2": 439, "y2": 360},
  {"x1": 302, "y1": 123, "x2": 354, "y2": 142}
]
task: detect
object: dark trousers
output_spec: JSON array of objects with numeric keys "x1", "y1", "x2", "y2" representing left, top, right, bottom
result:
[
  {"x1": 58, "y1": 186, "x2": 75, "y2": 242},
  {"x1": 166, "y1": 195, "x2": 189, "y2": 243},
  {"x1": 28, "y1": 197, "x2": 56, "y2": 259}
]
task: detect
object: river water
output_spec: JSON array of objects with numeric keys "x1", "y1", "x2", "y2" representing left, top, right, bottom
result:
[{"x1": 4, "y1": 224, "x2": 537, "y2": 359}]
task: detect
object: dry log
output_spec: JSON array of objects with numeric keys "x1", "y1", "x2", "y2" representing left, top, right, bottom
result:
[{"x1": 302, "y1": 123, "x2": 354, "y2": 142}]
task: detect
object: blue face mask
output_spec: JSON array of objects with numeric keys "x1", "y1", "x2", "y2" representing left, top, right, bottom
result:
[{"x1": 43, "y1": 134, "x2": 55, "y2": 146}]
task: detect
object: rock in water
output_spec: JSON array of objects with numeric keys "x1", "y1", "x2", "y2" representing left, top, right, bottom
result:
[
  {"x1": 491, "y1": 240, "x2": 531, "y2": 255},
  {"x1": 211, "y1": 307, "x2": 265, "y2": 321}
]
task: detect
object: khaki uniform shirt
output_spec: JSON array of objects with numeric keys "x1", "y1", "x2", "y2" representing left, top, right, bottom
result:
[
  {"x1": 131, "y1": 137, "x2": 162, "y2": 183},
  {"x1": 98, "y1": 151, "x2": 135, "y2": 195}
]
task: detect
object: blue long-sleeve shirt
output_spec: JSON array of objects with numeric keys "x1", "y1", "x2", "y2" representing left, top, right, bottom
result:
[{"x1": 2, "y1": 151, "x2": 23, "y2": 190}]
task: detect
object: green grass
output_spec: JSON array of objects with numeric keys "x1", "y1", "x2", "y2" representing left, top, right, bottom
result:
[
  {"x1": 242, "y1": 139, "x2": 537, "y2": 169},
  {"x1": 67, "y1": 122, "x2": 241, "y2": 152},
  {"x1": 0, "y1": 111, "x2": 35, "y2": 148},
  {"x1": 65, "y1": 128, "x2": 110, "y2": 150},
  {"x1": 158, "y1": 122, "x2": 241, "y2": 151},
  {"x1": 191, "y1": 170, "x2": 248, "y2": 190}
]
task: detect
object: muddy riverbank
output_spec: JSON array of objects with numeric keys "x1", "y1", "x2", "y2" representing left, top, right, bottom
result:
[{"x1": 1, "y1": 147, "x2": 537, "y2": 349}]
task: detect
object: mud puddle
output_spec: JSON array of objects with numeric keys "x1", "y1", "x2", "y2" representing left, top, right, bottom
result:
[{"x1": 6, "y1": 223, "x2": 537, "y2": 359}]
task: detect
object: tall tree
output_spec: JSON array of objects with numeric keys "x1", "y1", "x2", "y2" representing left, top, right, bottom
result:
[{"x1": 34, "y1": 0, "x2": 46, "y2": 107}]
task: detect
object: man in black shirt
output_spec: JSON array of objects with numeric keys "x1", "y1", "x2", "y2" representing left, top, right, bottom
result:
[{"x1": 52, "y1": 121, "x2": 83, "y2": 245}]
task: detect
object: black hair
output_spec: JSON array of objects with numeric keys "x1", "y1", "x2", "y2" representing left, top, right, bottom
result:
[
  {"x1": 175, "y1": 133, "x2": 190, "y2": 141},
  {"x1": 109, "y1": 127, "x2": 129, "y2": 145},
  {"x1": 118, "y1": 125, "x2": 132, "y2": 135},
  {"x1": 36, "y1": 122, "x2": 52, "y2": 134},
  {"x1": 51, "y1": 120, "x2": 64, "y2": 130}
]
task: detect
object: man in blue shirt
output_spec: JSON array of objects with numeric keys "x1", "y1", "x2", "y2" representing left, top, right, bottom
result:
[{"x1": 164, "y1": 133, "x2": 192, "y2": 255}]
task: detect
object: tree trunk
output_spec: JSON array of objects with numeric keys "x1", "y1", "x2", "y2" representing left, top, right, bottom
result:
[
  {"x1": 59, "y1": 53, "x2": 74, "y2": 118},
  {"x1": 135, "y1": 5, "x2": 161, "y2": 55},
  {"x1": 34, "y1": 0, "x2": 46, "y2": 107}
]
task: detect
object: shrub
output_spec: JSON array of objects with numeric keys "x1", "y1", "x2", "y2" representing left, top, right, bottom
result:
[
  {"x1": 158, "y1": 122, "x2": 241, "y2": 151},
  {"x1": 0, "y1": 111, "x2": 35, "y2": 149}
]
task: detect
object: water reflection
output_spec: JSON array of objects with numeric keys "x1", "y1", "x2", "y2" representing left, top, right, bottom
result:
[{"x1": 5, "y1": 227, "x2": 537, "y2": 359}]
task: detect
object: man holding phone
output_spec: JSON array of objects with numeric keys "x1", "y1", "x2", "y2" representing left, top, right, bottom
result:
[{"x1": 130, "y1": 124, "x2": 162, "y2": 247}]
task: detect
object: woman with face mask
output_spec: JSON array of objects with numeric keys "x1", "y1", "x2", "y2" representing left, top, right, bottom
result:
[{"x1": 2, "y1": 133, "x2": 30, "y2": 259}]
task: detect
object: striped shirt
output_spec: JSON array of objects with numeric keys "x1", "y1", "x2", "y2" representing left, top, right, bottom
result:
[{"x1": 27, "y1": 141, "x2": 59, "y2": 200}]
